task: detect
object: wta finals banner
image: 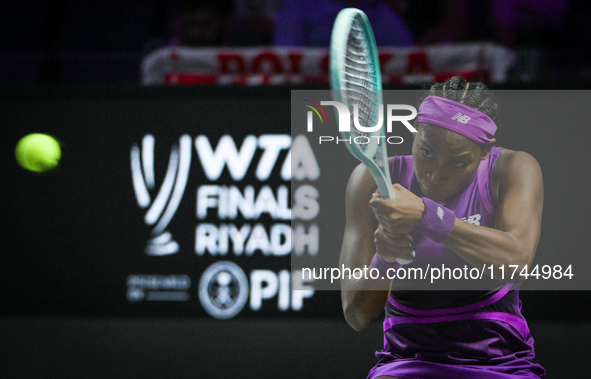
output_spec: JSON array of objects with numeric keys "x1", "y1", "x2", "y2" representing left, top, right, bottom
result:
[
  {"x1": 0, "y1": 87, "x2": 348, "y2": 319},
  {"x1": 291, "y1": 90, "x2": 591, "y2": 291}
]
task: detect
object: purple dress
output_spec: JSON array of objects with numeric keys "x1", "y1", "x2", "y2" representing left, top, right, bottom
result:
[{"x1": 367, "y1": 147, "x2": 545, "y2": 379}]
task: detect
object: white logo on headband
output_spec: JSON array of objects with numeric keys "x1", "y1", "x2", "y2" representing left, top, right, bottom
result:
[{"x1": 451, "y1": 112, "x2": 471, "y2": 124}]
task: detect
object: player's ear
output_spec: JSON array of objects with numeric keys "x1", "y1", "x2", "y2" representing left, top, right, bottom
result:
[{"x1": 480, "y1": 138, "x2": 496, "y2": 160}]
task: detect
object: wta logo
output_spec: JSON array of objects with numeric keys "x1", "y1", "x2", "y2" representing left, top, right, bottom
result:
[{"x1": 131, "y1": 134, "x2": 192, "y2": 256}]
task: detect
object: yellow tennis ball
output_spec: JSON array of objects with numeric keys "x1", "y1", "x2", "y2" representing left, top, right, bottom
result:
[{"x1": 15, "y1": 133, "x2": 62, "y2": 173}]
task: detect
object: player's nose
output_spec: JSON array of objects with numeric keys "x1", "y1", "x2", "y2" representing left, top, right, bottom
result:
[{"x1": 427, "y1": 169, "x2": 446, "y2": 185}]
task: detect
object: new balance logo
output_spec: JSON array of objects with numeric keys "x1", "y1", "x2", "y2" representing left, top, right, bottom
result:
[
  {"x1": 461, "y1": 214, "x2": 481, "y2": 226},
  {"x1": 437, "y1": 206, "x2": 444, "y2": 220},
  {"x1": 451, "y1": 112, "x2": 471, "y2": 124}
]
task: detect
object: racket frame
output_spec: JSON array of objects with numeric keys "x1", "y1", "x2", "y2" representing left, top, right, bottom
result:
[
  {"x1": 329, "y1": 8, "x2": 395, "y2": 200},
  {"x1": 330, "y1": 8, "x2": 415, "y2": 264}
]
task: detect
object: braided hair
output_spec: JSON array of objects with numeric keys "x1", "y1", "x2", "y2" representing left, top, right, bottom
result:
[{"x1": 426, "y1": 76, "x2": 499, "y2": 121}]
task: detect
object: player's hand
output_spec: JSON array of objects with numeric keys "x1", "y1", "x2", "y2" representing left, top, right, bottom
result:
[
  {"x1": 374, "y1": 225, "x2": 414, "y2": 263},
  {"x1": 369, "y1": 184, "x2": 425, "y2": 235}
]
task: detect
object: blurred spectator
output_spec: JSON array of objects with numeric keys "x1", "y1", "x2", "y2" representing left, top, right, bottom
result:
[
  {"x1": 171, "y1": 0, "x2": 235, "y2": 46},
  {"x1": 232, "y1": 0, "x2": 280, "y2": 45},
  {"x1": 403, "y1": 0, "x2": 570, "y2": 48},
  {"x1": 273, "y1": 0, "x2": 415, "y2": 47},
  {"x1": 403, "y1": 0, "x2": 504, "y2": 45},
  {"x1": 490, "y1": 0, "x2": 569, "y2": 47},
  {"x1": 404, "y1": 0, "x2": 473, "y2": 45}
]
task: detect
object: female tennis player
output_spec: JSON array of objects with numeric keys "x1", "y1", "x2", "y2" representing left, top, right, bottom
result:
[{"x1": 340, "y1": 76, "x2": 545, "y2": 378}]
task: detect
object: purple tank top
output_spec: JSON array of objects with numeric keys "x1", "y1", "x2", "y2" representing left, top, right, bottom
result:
[{"x1": 388, "y1": 146, "x2": 507, "y2": 305}]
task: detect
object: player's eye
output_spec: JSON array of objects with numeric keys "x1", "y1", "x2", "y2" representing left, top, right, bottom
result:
[
  {"x1": 452, "y1": 161, "x2": 465, "y2": 167},
  {"x1": 421, "y1": 149, "x2": 433, "y2": 158}
]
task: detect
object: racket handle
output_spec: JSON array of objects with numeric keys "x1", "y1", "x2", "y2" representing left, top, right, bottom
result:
[{"x1": 396, "y1": 250, "x2": 415, "y2": 265}]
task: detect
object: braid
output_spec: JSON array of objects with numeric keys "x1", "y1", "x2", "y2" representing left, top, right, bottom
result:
[{"x1": 425, "y1": 76, "x2": 498, "y2": 121}]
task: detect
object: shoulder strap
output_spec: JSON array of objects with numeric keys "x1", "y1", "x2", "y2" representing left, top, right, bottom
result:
[
  {"x1": 476, "y1": 146, "x2": 502, "y2": 216},
  {"x1": 391, "y1": 155, "x2": 414, "y2": 190}
]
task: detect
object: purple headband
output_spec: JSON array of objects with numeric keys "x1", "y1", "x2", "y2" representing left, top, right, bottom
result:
[{"x1": 417, "y1": 95, "x2": 497, "y2": 144}]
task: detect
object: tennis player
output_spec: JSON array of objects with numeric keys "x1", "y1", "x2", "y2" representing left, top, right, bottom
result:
[{"x1": 340, "y1": 76, "x2": 545, "y2": 378}]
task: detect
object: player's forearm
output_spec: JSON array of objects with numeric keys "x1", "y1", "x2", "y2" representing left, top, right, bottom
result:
[
  {"x1": 341, "y1": 280, "x2": 390, "y2": 331},
  {"x1": 444, "y1": 218, "x2": 539, "y2": 282},
  {"x1": 340, "y1": 242, "x2": 392, "y2": 330}
]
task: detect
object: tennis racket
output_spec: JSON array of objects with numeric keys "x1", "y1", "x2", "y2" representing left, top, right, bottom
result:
[{"x1": 329, "y1": 8, "x2": 413, "y2": 264}]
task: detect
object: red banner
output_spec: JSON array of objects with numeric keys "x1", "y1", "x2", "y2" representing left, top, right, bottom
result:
[{"x1": 141, "y1": 43, "x2": 515, "y2": 85}]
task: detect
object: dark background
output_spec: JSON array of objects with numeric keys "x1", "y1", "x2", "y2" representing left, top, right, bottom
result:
[
  {"x1": 1, "y1": 86, "x2": 590, "y2": 377},
  {"x1": 2, "y1": 0, "x2": 591, "y2": 376}
]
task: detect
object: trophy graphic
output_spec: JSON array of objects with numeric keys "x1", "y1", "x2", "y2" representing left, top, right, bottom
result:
[{"x1": 130, "y1": 134, "x2": 192, "y2": 256}]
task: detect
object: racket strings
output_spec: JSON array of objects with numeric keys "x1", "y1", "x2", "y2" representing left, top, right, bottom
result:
[{"x1": 344, "y1": 18, "x2": 383, "y2": 166}]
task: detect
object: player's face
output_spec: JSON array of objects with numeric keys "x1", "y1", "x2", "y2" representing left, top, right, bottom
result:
[{"x1": 412, "y1": 123, "x2": 489, "y2": 201}]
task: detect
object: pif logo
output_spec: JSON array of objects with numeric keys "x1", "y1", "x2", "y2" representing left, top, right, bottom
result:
[{"x1": 305, "y1": 100, "x2": 418, "y2": 133}]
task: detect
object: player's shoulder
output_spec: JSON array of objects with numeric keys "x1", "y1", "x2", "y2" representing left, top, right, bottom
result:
[
  {"x1": 495, "y1": 148, "x2": 541, "y2": 175},
  {"x1": 347, "y1": 163, "x2": 373, "y2": 187},
  {"x1": 493, "y1": 148, "x2": 543, "y2": 194},
  {"x1": 346, "y1": 162, "x2": 378, "y2": 200}
]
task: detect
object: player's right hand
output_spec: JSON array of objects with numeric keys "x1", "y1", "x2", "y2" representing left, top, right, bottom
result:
[
  {"x1": 374, "y1": 225, "x2": 414, "y2": 263},
  {"x1": 369, "y1": 185, "x2": 424, "y2": 235}
]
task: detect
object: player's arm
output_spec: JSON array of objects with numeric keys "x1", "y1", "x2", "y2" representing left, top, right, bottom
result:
[
  {"x1": 340, "y1": 163, "x2": 390, "y2": 331},
  {"x1": 444, "y1": 150, "x2": 544, "y2": 281},
  {"x1": 340, "y1": 163, "x2": 399, "y2": 331}
]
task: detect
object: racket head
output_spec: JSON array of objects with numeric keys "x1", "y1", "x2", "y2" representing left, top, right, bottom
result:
[
  {"x1": 330, "y1": 8, "x2": 383, "y2": 94},
  {"x1": 329, "y1": 8, "x2": 395, "y2": 199},
  {"x1": 330, "y1": 9, "x2": 413, "y2": 265}
]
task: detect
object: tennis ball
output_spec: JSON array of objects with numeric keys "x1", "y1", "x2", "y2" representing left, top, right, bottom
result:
[{"x1": 15, "y1": 133, "x2": 62, "y2": 173}]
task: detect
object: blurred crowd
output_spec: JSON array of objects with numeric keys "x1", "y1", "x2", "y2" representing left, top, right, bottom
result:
[
  {"x1": 162, "y1": 0, "x2": 581, "y2": 49},
  {"x1": 2, "y1": 0, "x2": 591, "y2": 85}
]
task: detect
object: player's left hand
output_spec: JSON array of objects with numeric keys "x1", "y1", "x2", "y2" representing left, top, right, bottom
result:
[{"x1": 369, "y1": 184, "x2": 425, "y2": 235}]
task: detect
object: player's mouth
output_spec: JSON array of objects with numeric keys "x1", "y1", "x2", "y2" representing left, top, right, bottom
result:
[
  {"x1": 419, "y1": 181, "x2": 433, "y2": 196},
  {"x1": 420, "y1": 181, "x2": 445, "y2": 200}
]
